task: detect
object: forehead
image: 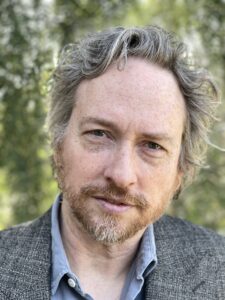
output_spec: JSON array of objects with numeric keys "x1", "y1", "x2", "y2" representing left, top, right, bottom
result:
[{"x1": 73, "y1": 57, "x2": 186, "y2": 135}]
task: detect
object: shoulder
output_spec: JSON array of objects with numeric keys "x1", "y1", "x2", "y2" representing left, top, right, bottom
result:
[
  {"x1": 0, "y1": 209, "x2": 52, "y2": 299},
  {"x1": 154, "y1": 214, "x2": 225, "y2": 243},
  {"x1": 154, "y1": 214, "x2": 225, "y2": 267},
  {"x1": 145, "y1": 216, "x2": 225, "y2": 299},
  {"x1": 0, "y1": 208, "x2": 52, "y2": 235},
  {"x1": 0, "y1": 208, "x2": 52, "y2": 257},
  {"x1": 154, "y1": 215, "x2": 225, "y2": 255}
]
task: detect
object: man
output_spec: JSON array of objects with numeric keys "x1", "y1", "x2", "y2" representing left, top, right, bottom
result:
[{"x1": 0, "y1": 26, "x2": 224, "y2": 300}]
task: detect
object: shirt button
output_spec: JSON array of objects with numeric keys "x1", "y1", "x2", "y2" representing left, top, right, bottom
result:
[{"x1": 68, "y1": 278, "x2": 76, "y2": 288}]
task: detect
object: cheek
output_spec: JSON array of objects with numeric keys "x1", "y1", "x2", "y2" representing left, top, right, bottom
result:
[
  {"x1": 143, "y1": 161, "x2": 180, "y2": 196},
  {"x1": 62, "y1": 144, "x2": 109, "y2": 184}
]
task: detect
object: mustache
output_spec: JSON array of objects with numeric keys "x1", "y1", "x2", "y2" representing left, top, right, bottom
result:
[{"x1": 80, "y1": 183, "x2": 149, "y2": 208}]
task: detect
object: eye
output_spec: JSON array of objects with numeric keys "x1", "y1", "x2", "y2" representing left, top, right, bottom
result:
[
  {"x1": 83, "y1": 129, "x2": 113, "y2": 149},
  {"x1": 145, "y1": 141, "x2": 163, "y2": 151},
  {"x1": 85, "y1": 129, "x2": 112, "y2": 140},
  {"x1": 89, "y1": 129, "x2": 106, "y2": 137}
]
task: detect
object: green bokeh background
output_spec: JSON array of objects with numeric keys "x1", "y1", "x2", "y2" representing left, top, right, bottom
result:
[{"x1": 0, "y1": 0, "x2": 224, "y2": 234}]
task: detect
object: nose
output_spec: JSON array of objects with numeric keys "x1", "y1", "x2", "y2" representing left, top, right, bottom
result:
[{"x1": 103, "y1": 145, "x2": 137, "y2": 189}]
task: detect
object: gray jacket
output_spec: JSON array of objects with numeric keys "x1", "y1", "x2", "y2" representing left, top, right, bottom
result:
[{"x1": 0, "y1": 209, "x2": 224, "y2": 300}]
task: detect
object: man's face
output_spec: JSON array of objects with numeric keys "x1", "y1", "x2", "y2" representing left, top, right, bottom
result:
[{"x1": 55, "y1": 57, "x2": 185, "y2": 244}]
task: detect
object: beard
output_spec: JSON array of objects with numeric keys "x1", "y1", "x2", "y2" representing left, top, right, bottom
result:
[
  {"x1": 62, "y1": 183, "x2": 152, "y2": 245},
  {"x1": 53, "y1": 152, "x2": 170, "y2": 245}
]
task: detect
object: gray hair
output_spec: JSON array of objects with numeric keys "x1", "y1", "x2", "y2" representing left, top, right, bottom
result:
[{"x1": 48, "y1": 25, "x2": 219, "y2": 187}]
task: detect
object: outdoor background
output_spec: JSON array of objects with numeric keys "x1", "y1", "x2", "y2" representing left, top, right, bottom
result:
[{"x1": 0, "y1": 0, "x2": 225, "y2": 234}]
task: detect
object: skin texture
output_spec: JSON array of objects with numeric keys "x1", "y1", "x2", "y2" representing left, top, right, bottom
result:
[{"x1": 54, "y1": 57, "x2": 186, "y2": 299}]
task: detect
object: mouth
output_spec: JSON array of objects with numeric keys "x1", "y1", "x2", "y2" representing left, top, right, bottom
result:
[{"x1": 93, "y1": 196, "x2": 133, "y2": 213}]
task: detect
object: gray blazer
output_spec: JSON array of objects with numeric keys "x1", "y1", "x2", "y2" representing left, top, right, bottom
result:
[{"x1": 0, "y1": 209, "x2": 224, "y2": 300}]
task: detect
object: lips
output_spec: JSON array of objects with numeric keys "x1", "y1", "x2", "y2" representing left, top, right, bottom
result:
[
  {"x1": 94, "y1": 196, "x2": 132, "y2": 206},
  {"x1": 93, "y1": 196, "x2": 133, "y2": 213}
]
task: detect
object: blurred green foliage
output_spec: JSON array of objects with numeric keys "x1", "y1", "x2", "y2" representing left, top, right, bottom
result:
[{"x1": 0, "y1": 0, "x2": 224, "y2": 233}]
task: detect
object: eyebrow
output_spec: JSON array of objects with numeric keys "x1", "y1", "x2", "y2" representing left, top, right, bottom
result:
[
  {"x1": 79, "y1": 117, "x2": 120, "y2": 133},
  {"x1": 79, "y1": 116, "x2": 174, "y2": 144},
  {"x1": 141, "y1": 133, "x2": 174, "y2": 145}
]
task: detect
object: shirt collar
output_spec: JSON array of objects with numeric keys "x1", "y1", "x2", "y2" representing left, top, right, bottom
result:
[
  {"x1": 120, "y1": 225, "x2": 157, "y2": 300},
  {"x1": 51, "y1": 194, "x2": 72, "y2": 295},
  {"x1": 135, "y1": 223, "x2": 157, "y2": 279}
]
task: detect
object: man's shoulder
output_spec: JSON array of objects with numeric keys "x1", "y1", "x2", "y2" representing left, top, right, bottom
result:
[
  {"x1": 154, "y1": 214, "x2": 225, "y2": 256},
  {"x1": 145, "y1": 215, "x2": 225, "y2": 299},
  {"x1": 0, "y1": 209, "x2": 52, "y2": 299},
  {"x1": 0, "y1": 208, "x2": 52, "y2": 251}
]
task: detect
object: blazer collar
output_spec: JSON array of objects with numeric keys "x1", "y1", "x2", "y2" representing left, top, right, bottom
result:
[{"x1": 145, "y1": 215, "x2": 218, "y2": 299}]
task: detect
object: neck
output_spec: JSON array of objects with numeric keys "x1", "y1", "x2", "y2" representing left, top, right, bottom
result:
[{"x1": 60, "y1": 200, "x2": 144, "y2": 280}]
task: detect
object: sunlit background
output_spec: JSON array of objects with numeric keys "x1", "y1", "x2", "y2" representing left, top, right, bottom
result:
[{"x1": 0, "y1": 0, "x2": 225, "y2": 233}]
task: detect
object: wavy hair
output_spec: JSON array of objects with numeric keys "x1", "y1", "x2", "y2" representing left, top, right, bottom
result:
[{"x1": 47, "y1": 26, "x2": 219, "y2": 188}]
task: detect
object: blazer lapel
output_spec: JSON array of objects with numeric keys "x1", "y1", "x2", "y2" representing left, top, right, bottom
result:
[{"x1": 144, "y1": 215, "x2": 220, "y2": 300}]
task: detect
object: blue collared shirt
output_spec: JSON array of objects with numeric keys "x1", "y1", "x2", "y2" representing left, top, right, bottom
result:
[{"x1": 51, "y1": 195, "x2": 157, "y2": 300}]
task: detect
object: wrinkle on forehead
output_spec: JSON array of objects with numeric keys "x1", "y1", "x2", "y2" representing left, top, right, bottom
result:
[
  {"x1": 73, "y1": 57, "x2": 186, "y2": 143},
  {"x1": 77, "y1": 57, "x2": 185, "y2": 108}
]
